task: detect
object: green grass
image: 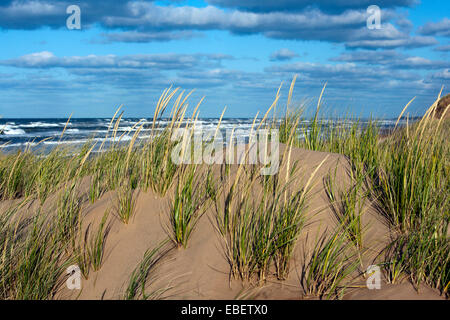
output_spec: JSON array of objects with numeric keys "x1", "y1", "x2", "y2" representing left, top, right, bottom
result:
[
  {"x1": 272, "y1": 188, "x2": 308, "y2": 280},
  {"x1": 0, "y1": 78, "x2": 448, "y2": 299},
  {"x1": 0, "y1": 87, "x2": 202, "y2": 299},
  {"x1": 89, "y1": 210, "x2": 110, "y2": 271},
  {"x1": 124, "y1": 240, "x2": 172, "y2": 300},
  {"x1": 75, "y1": 210, "x2": 111, "y2": 278},
  {"x1": 114, "y1": 178, "x2": 137, "y2": 224},
  {"x1": 215, "y1": 90, "x2": 328, "y2": 284},
  {"x1": 276, "y1": 80, "x2": 448, "y2": 296},
  {"x1": 56, "y1": 182, "x2": 83, "y2": 244},
  {"x1": 324, "y1": 169, "x2": 367, "y2": 253},
  {"x1": 168, "y1": 164, "x2": 207, "y2": 248},
  {"x1": 301, "y1": 229, "x2": 359, "y2": 299},
  {"x1": 1, "y1": 210, "x2": 72, "y2": 299},
  {"x1": 371, "y1": 100, "x2": 449, "y2": 294}
]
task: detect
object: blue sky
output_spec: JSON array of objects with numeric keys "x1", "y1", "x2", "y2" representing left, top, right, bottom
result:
[{"x1": 0, "y1": 0, "x2": 449, "y2": 118}]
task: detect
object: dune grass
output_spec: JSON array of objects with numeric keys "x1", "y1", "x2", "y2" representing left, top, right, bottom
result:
[
  {"x1": 0, "y1": 77, "x2": 448, "y2": 299},
  {"x1": 301, "y1": 229, "x2": 360, "y2": 299},
  {"x1": 214, "y1": 83, "x2": 329, "y2": 284},
  {"x1": 324, "y1": 169, "x2": 367, "y2": 253},
  {"x1": 114, "y1": 179, "x2": 137, "y2": 224},
  {"x1": 277, "y1": 80, "x2": 448, "y2": 296},
  {"x1": 76, "y1": 209, "x2": 111, "y2": 278},
  {"x1": 168, "y1": 164, "x2": 208, "y2": 248},
  {"x1": 0, "y1": 208, "x2": 73, "y2": 299},
  {"x1": 373, "y1": 98, "x2": 449, "y2": 294},
  {"x1": 0, "y1": 87, "x2": 199, "y2": 299},
  {"x1": 124, "y1": 239, "x2": 172, "y2": 300}
]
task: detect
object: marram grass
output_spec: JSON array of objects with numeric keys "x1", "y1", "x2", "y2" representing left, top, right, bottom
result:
[{"x1": 0, "y1": 78, "x2": 448, "y2": 299}]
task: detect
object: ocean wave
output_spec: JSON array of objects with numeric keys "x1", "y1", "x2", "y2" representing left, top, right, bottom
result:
[
  {"x1": 1, "y1": 117, "x2": 403, "y2": 153},
  {"x1": 65, "y1": 128, "x2": 80, "y2": 133},
  {"x1": 19, "y1": 122, "x2": 61, "y2": 128},
  {"x1": 1, "y1": 125, "x2": 26, "y2": 135}
]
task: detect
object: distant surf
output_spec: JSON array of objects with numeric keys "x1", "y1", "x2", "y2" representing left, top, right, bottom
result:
[{"x1": 0, "y1": 117, "x2": 406, "y2": 153}]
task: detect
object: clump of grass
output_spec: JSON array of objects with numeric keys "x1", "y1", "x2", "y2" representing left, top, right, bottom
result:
[
  {"x1": 0, "y1": 127, "x2": 98, "y2": 204},
  {"x1": 32, "y1": 148, "x2": 71, "y2": 205},
  {"x1": 75, "y1": 238, "x2": 90, "y2": 279},
  {"x1": 75, "y1": 210, "x2": 111, "y2": 278},
  {"x1": 89, "y1": 163, "x2": 106, "y2": 203},
  {"x1": 382, "y1": 218, "x2": 449, "y2": 293},
  {"x1": 88, "y1": 211, "x2": 110, "y2": 271},
  {"x1": 344, "y1": 119, "x2": 380, "y2": 179},
  {"x1": 0, "y1": 204, "x2": 24, "y2": 297},
  {"x1": 2, "y1": 211, "x2": 72, "y2": 300},
  {"x1": 216, "y1": 112, "x2": 275, "y2": 282},
  {"x1": 56, "y1": 182, "x2": 83, "y2": 243},
  {"x1": 168, "y1": 163, "x2": 209, "y2": 249},
  {"x1": 205, "y1": 166, "x2": 219, "y2": 202},
  {"x1": 301, "y1": 229, "x2": 359, "y2": 300},
  {"x1": 141, "y1": 131, "x2": 178, "y2": 195},
  {"x1": 0, "y1": 141, "x2": 96, "y2": 299},
  {"x1": 166, "y1": 103, "x2": 221, "y2": 248},
  {"x1": 141, "y1": 88, "x2": 199, "y2": 196},
  {"x1": 272, "y1": 189, "x2": 308, "y2": 280},
  {"x1": 56, "y1": 143, "x2": 97, "y2": 244},
  {"x1": 114, "y1": 179, "x2": 137, "y2": 224},
  {"x1": 124, "y1": 240, "x2": 172, "y2": 300},
  {"x1": 374, "y1": 103, "x2": 448, "y2": 232},
  {"x1": 226, "y1": 191, "x2": 273, "y2": 282},
  {"x1": 371, "y1": 96, "x2": 449, "y2": 294},
  {"x1": 215, "y1": 82, "x2": 326, "y2": 284},
  {"x1": 0, "y1": 150, "x2": 33, "y2": 199},
  {"x1": 381, "y1": 237, "x2": 408, "y2": 285},
  {"x1": 324, "y1": 169, "x2": 367, "y2": 252}
]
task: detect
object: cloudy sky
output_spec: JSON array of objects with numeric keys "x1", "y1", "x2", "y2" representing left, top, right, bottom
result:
[{"x1": 0, "y1": 0, "x2": 449, "y2": 118}]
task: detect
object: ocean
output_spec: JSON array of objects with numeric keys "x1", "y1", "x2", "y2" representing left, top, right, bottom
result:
[{"x1": 0, "y1": 117, "x2": 405, "y2": 153}]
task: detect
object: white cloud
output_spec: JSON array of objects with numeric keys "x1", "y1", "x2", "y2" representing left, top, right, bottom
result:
[{"x1": 418, "y1": 18, "x2": 450, "y2": 37}]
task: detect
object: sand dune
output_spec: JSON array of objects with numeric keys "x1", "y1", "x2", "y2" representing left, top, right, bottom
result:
[{"x1": 45, "y1": 145, "x2": 443, "y2": 300}]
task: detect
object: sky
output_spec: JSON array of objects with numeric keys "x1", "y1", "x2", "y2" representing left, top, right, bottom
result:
[{"x1": 0, "y1": 0, "x2": 449, "y2": 118}]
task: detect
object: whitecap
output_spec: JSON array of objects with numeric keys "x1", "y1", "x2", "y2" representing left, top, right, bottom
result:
[{"x1": 1, "y1": 125, "x2": 26, "y2": 135}]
